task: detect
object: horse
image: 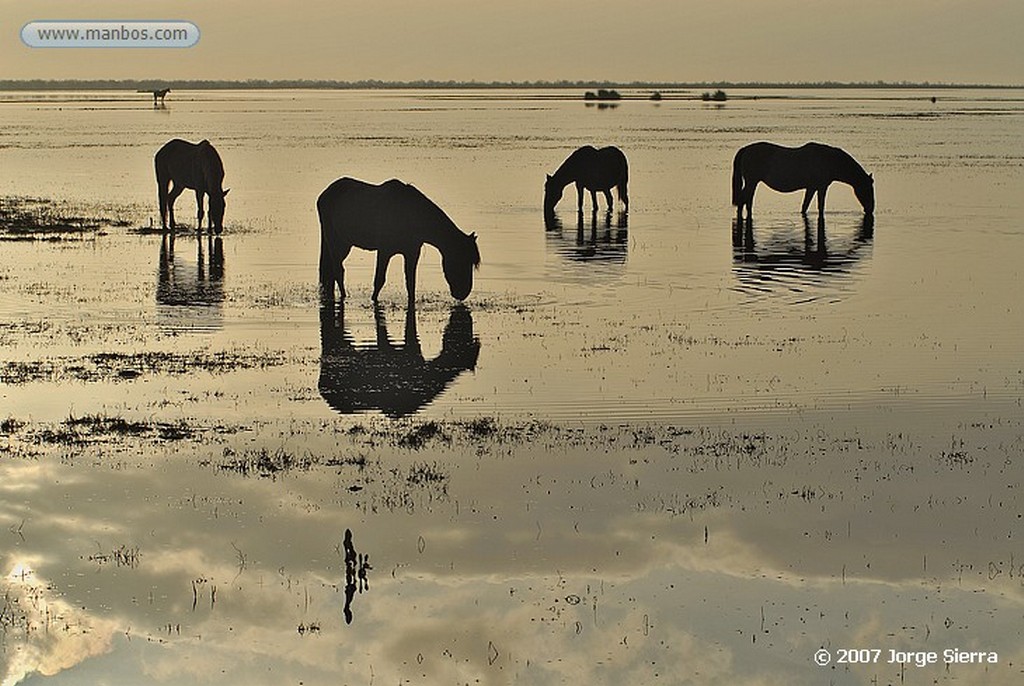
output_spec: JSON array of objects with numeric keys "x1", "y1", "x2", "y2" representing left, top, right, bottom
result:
[
  {"x1": 732, "y1": 142, "x2": 874, "y2": 222},
  {"x1": 544, "y1": 146, "x2": 629, "y2": 215},
  {"x1": 139, "y1": 88, "x2": 170, "y2": 106},
  {"x1": 317, "y1": 178, "x2": 481, "y2": 304},
  {"x1": 154, "y1": 139, "x2": 229, "y2": 234}
]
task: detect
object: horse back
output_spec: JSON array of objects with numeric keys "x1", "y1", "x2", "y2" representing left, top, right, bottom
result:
[
  {"x1": 737, "y1": 142, "x2": 830, "y2": 191},
  {"x1": 318, "y1": 178, "x2": 448, "y2": 252},
  {"x1": 156, "y1": 139, "x2": 223, "y2": 192},
  {"x1": 569, "y1": 145, "x2": 628, "y2": 189}
]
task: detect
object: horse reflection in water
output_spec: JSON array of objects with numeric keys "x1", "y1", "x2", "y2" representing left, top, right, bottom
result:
[
  {"x1": 732, "y1": 214, "x2": 874, "y2": 297},
  {"x1": 157, "y1": 234, "x2": 225, "y2": 333},
  {"x1": 544, "y1": 209, "x2": 628, "y2": 263},
  {"x1": 319, "y1": 303, "x2": 480, "y2": 418}
]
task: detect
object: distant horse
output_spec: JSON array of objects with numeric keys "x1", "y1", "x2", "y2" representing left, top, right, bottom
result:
[
  {"x1": 732, "y1": 142, "x2": 874, "y2": 222},
  {"x1": 544, "y1": 146, "x2": 629, "y2": 214},
  {"x1": 317, "y1": 178, "x2": 481, "y2": 304},
  {"x1": 139, "y1": 88, "x2": 170, "y2": 106},
  {"x1": 154, "y1": 139, "x2": 229, "y2": 234}
]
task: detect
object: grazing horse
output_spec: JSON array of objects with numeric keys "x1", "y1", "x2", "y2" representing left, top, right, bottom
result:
[
  {"x1": 544, "y1": 146, "x2": 629, "y2": 214},
  {"x1": 732, "y1": 142, "x2": 874, "y2": 222},
  {"x1": 317, "y1": 178, "x2": 481, "y2": 304},
  {"x1": 139, "y1": 88, "x2": 170, "y2": 106},
  {"x1": 154, "y1": 139, "x2": 229, "y2": 233}
]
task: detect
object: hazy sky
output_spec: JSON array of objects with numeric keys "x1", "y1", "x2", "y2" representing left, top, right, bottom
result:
[{"x1": 4, "y1": 0, "x2": 1022, "y2": 83}]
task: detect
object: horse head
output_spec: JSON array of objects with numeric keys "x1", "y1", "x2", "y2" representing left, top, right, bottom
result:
[
  {"x1": 543, "y1": 174, "x2": 563, "y2": 214},
  {"x1": 442, "y1": 232, "x2": 480, "y2": 301},
  {"x1": 854, "y1": 173, "x2": 874, "y2": 215},
  {"x1": 209, "y1": 188, "x2": 230, "y2": 233}
]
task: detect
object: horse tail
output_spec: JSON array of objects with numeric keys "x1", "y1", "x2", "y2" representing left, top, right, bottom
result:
[
  {"x1": 731, "y1": 148, "x2": 745, "y2": 207},
  {"x1": 618, "y1": 151, "x2": 629, "y2": 210}
]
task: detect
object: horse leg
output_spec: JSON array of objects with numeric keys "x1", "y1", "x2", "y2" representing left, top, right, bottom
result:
[
  {"x1": 320, "y1": 239, "x2": 350, "y2": 301},
  {"x1": 167, "y1": 183, "x2": 185, "y2": 230},
  {"x1": 158, "y1": 180, "x2": 169, "y2": 230},
  {"x1": 618, "y1": 182, "x2": 629, "y2": 211},
  {"x1": 801, "y1": 189, "x2": 815, "y2": 216},
  {"x1": 195, "y1": 190, "x2": 206, "y2": 233},
  {"x1": 590, "y1": 189, "x2": 598, "y2": 212},
  {"x1": 817, "y1": 186, "x2": 828, "y2": 222},
  {"x1": 372, "y1": 251, "x2": 393, "y2": 302},
  {"x1": 575, "y1": 182, "x2": 585, "y2": 213},
  {"x1": 603, "y1": 189, "x2": 613, "y2": 212},
  {"x1": 403, "y1": 247, "x2": 421, "y2": 306},
  {"x1": 743, "y1": 182, "x2": 758, "y2": 221}
]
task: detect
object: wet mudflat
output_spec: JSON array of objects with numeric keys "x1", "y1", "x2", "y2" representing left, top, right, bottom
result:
[{"x1": 1, "y1": 88, "x2": 1023, "y2": 684}]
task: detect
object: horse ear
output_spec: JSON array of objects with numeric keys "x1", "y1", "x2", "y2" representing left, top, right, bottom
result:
[
  {"x1": 222, "y1": 188, "x2": 230, "y2": 197},
  {"x1": 546, "y1": 174, "x2": 552, "y2": 181},
  {"x1": 470, "y1": 232, "x2": 477, "y2": 240}
]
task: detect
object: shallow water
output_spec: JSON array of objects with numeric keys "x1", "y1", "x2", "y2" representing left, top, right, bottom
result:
[{"x1": 1, "y1": 88, "x2": 1024, "y2": 684}]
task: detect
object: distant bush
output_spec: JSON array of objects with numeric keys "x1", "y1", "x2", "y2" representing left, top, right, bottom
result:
[
  {"x1": 585, "y1": 89, "x2": 622, "y2": 101},
  {"x1": 701, "y1": 89, "x2": 728, "y2": 102}
]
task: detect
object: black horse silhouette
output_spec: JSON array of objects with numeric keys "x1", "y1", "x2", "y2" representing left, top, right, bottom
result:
[
  {"x1": 319, "y1": 303, "x2": 480, "y2": 418},
  {"x1": 318, "y1": 178, "x2": 480, "y2": 305},
  {"x1": 157, "y1": 233, "x2": 225, "y2": 333},
  {"x1": 544, "y1": 146, "x2": 629, "y2": 215},
  {"x1": 139, "y1": 88, "x2": 170, "y2": 106},
  {"x1": 155, "y1": 139, "x2": 230, "y2": 234},
  {"x1": 732, "y1": 142, "x2": 874, "y2": 223}
]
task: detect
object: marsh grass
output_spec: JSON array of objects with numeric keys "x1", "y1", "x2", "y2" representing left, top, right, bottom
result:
[
  {"x1": 0, "y1": 349, "x2": 286, "y2": 384},
  {"x1": 28, "y1": 413, "x2": 195, "y2": 446},
  {"x1": 0, "y1": 196, "x2": 136, "y2": 239}
]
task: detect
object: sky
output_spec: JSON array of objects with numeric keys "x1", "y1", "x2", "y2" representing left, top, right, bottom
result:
[{"x1": 3, "y1": 0, "x2": 1023, "y2": 84}]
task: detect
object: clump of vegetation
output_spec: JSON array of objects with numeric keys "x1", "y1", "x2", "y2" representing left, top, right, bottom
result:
[
  {"x1": 406, "y1": 461, "x2": 447, "y2": 487},
  {"x1": 0, "y1": 349, "x2": 285, "y2": 385},
  {"x1": 219, "y1": 446, "x2": 315, "y2": 478},
  {"x1": 584, "y1": 88, "x2": 622, "y2": 101},
  {"x1": 650, "y1": 91, "x2": 663, "y2": 101},
  {"x1": 701, "y1": 89, "x2": 728, "y2": 102},
  {"x1": 1, "y1": 417, "x2": 23, "y2": 434},
  {"x1": 397, "y1": 421, "x2": 449, "y2": 449},
  {"x1": 461, "y1": 417, "x2": 499, "y2": 439},
  {"x1": 31, "y1": 413, "x2": 196, "y2": 446},
  {"x1": 0, "y1": 196, "x2": 134, "y2": 239},
  {"x1": 87, "y1": 544, "x2": 142, "y2": 568}
]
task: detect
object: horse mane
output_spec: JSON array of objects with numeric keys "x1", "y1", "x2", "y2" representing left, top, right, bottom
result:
[
  {"x1": 388, "y1": 180, "x2": 478, "y2": 264},
  {"x1": 830, "y1": 144, "x2": 871, "y2": 186},
  {"x1": 197, "y1": 141, "x2": 225, "y2": 179}
]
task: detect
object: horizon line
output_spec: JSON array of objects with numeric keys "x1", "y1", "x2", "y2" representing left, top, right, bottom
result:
[{"x1": 1, "y1": 78, "x2": 1021, "y2": 91}]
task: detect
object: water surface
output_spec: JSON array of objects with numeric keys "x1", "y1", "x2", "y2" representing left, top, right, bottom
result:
[{"x1": 1, "y1": 88, "x2": 1023, "y2": 685}]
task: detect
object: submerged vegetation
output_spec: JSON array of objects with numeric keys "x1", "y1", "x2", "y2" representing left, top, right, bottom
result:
[
  {"x1": 0, "y1": 196, "x2": 136, "y2": 239},
  {"x1": 0, "y1": 350, "x2": 286, "y2": 384}
]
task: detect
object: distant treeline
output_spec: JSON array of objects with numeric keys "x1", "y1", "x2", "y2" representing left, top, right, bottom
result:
[{"x1": 0, "y1": 79, "x2": 1018, "y2": 91}]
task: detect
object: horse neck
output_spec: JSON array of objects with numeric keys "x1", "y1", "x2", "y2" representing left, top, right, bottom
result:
[
  {"x1": 551, "y1": 158, "x2": 579, "y2": 187},
  {"x1": 419, "y1": 212, "x2": 465, "y2": 254},
  {"x1": 835, "y1": 151, "x2": 868, "y2": 187}
]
